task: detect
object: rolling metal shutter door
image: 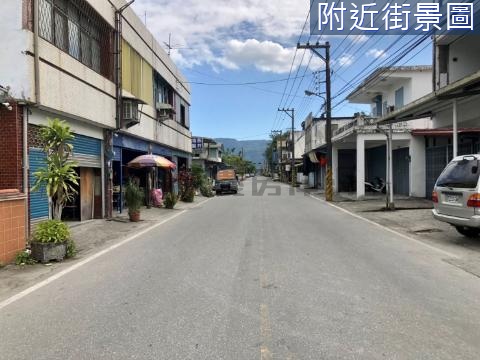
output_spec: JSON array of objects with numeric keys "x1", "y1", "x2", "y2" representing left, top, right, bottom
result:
[
  {"x1": 426, "y1": 146, "x2": 448, "y2": 200},
  {"x1": 70, "y1": 134, "x2": 102, "y2": 168},
  {"x1": 393, "y1": 148, "x2": 410, "y2": 196},
  {"x1": 29, "y1": 149, "x2": 49, "y2": 220}
]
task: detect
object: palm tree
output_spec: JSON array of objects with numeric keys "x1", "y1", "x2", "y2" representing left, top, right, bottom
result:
[{"x1": 32, "y1": 118, "x2": 79, "y2": 220}]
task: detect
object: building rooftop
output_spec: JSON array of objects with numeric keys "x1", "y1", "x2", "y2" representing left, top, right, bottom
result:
[{"x1": 347, "y1": 65, "x2": 432, "y2": 103}]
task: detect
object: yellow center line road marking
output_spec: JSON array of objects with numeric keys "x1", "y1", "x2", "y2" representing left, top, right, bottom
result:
[
  {"x1": 307, "y1": 193, "x2": 459, "y2": 260},
  {"x1": 260, "y1": 303, "x2": 272, "y2": 360},
  {"x1": 0, "y1": 198, "x2": 214, "y2": 311}
]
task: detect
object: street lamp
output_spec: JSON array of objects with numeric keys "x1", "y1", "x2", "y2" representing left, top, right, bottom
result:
[
  {"x1": 305, "y1": 90, "x2": 325, "y2": 100},
  {"x1": 305, "y1": 90, "x2": 326, "y2": 115}
]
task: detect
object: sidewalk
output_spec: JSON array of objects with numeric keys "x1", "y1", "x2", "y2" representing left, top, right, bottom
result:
[
  {"x1": 0, "y1": 196, "x2": 211, "y2": 303},
  {"x1": 304, "y1": 188, "x2": 480, "y2": 277}
]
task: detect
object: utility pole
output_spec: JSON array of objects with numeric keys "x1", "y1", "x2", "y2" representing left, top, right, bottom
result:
[
  {"x1": 297, "y1": 42, "x2": 333, "y2": 201},
  {"x1": 278, "y1": 108, "x2": 295, "y2": 186}
]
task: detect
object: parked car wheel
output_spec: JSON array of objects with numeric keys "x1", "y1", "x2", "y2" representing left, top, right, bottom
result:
[{"x1": 455, "y1": 226, "x2": 480, "y2": 238}]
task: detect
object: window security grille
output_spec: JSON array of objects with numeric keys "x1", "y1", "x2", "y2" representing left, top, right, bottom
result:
[
  {"x1": 123, "y1": 101, "x2": 133, "y2": 120},
  {"x1": 37, "y1": 0, "x2": 113, "y2": 81}
]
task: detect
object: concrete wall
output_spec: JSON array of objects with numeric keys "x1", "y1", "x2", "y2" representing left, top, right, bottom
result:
[
  {"x1": 127, "y1": 116, "x2": 192, "y2": 153},
  {"x1": 410, "y1": 136, "x2": 426, "y2": 197},
  {"x1": 448, "y1": 37, "x2": 480, "y2": 85},
  {"x1": 0, "y1": 1, "x2": 33, "y2": 100},
  {"x1": 409, "y1": 71, "x2": 432, "y2": 102},
  {"x1": 294, "y1": 132, "x2": 305, "y2": 159},
  {"x1": 1, "y1": 0, "x2": 192, "y2": 154},
  {"x1": 29, "y1": 108, "x2": 104, "y2": 140},
  {"x1": 37, "y1": 40, "x2": 116, "y2": 129},
  {"x1": 380, "y1": 71, "x2": 432, "y2": 110}
]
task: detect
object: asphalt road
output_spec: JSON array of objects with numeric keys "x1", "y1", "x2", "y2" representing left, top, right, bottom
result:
[{"x1": 1, "y1": 178, "x2": 480, "y2": 359}]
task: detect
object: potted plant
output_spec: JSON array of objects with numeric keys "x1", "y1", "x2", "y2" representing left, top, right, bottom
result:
[
  {"x1": 30, "y1": 220, "x2": 70, "y2": 263},
  {"x1": 125, "y1": 180, "x2": 144, "y2": 222},
  {"x1": 164, "y1": 192, "x2": 177, "y2": 209}
]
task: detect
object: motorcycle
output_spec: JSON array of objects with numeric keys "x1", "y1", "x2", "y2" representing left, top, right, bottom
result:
[{"x1": 365, "y1": 177, "x2": 386, "y2": 193}]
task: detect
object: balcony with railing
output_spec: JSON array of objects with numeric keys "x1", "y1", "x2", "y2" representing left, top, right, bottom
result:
[
  {"x1": 333, "y1": 117, "x2": 410, "y2": 139},
  {"x1": 192, "y1": 149, "x2": 222, "y2": 163}
]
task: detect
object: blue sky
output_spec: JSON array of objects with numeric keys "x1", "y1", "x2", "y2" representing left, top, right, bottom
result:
[{"x1": 131, "y1": 1, "x2": 433, "y2": 140}]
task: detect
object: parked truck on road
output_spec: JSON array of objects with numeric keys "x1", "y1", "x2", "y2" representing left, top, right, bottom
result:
[{"x1": 215, "y1": 169, "x2": 238, "y2": 195}]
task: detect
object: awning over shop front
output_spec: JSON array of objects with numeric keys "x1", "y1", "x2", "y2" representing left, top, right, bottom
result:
[{"x1": 306, "y1": 150, "x2": 328, "y2": 166}]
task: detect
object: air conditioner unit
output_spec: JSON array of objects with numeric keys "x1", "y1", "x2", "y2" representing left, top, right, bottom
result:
[
  {"x1": 156, "y1": 102, "x2": 173, "y2": 111},
  {"x1": 156, "y1": 102, "x2": 175, "y2": 122},
  {"x1": 123, "y1": 99, "x2": 140, "y2": 128}
]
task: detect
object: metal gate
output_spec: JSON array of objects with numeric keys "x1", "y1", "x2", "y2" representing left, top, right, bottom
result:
[
  {"x1": 29, "y1": 149, "x2": 49, "y2": 221},
  {"x1": 426, "y1": 146, "x2": 447, "y2": 199}
]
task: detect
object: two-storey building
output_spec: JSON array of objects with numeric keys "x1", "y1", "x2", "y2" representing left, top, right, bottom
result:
[
  {"x1": 335, "y1": 66, "x2": 433, "y2": 199},
  {"x1": 303, "y1": 113, "x2": 353, "y2": 189},
  {"x1": 192, "y1": 137, "x2": 223, "y2": 180},
  {"x1": 0, "y1": 0, "x2": 192, "y2": 240},
  {"x1": 378, "y1": 36, "x2": 480, "y2": 198}
]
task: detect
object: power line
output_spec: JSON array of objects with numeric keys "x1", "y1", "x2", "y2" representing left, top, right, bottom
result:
[
  {"x1": 183, "y1": 68, "x2": 307, "y2": 98},
  {"x1": 183, "y1": 75, "x2": 309, "y2": 86},
  {"x1": 271, "y1": 1, "x2": 314, "y2": 132},
  {"x1": 328, "y1": 35, "x2": 432, "y2": 114}
]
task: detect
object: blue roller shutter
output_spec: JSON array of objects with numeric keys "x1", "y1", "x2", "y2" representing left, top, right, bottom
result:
[
  {"x1": 29, "y1": 149, "x2": 49, "y2": 220},
  {"x1": 70, "y1": 134, "x2": 102, "y2": 168}
]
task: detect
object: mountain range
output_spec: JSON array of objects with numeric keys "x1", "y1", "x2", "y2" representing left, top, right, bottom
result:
[{"x1": 214, "y1": 138, "x2": 269, "y2": 166}]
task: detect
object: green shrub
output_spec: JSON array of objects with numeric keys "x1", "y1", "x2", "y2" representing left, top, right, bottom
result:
[
  {"x1": 66, "y1": 239, "x2": 77, "y2": 258},
  {"x1": 191, "y1": 164, "x2": 205, "y2": 189},
  {"x1": 33, "y1": 220, "x2": 70, "y2": 244},
  {"x1": 15, "y1": 249, "x2": 36, "y2": 265},
  {"x1": 181, "y1": 187, "x2": 195, "y2": 203},
  {"x1": 200, "y1": 183, "x2": 214, "y2": 197},
  {"x1": 164, "y1": 192, "x2": 177, "y2": 209},
  {"x1": 125, "y1": 180, "x2": 144, "y2": 214}
]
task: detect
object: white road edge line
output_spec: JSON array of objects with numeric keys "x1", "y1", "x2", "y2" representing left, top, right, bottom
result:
[
  {"x1": 307, "y1": 194, "x2": 459, "y2": 259},
  {"x1": 0, "y1": 198, "x2": 214, "y2": 311}
]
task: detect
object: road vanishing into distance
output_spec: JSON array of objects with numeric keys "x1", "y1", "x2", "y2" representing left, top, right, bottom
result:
[{"x1": 1, "y1": 178, "x2": 480, "y2": 359}]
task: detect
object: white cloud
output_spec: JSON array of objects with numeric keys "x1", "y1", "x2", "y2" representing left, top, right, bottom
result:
[
  {"x1": 220, "y1": 39, "x2": 307, "y2": 74},
  {"x1": 366, "y1": 49, "x2": 387, "y2": 59},
  {"x1": 131, "y1": 0, "x2": 309, "y2": 72},
  {"x1": 337, "y1": 54, "x2": 354, "y2": 66}
]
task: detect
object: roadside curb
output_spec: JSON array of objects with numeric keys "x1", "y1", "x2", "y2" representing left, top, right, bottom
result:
[
  {"x1": 306, "y1": 193, "x2": 459, "y2": 259},
  {"x1": 0, "y1": 197, "x2": 214, "y2": 310}
]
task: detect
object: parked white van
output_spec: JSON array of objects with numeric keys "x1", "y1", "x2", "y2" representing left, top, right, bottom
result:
[{"x1": 432, "y1": 154, "x2": 480, "y2": 238}]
